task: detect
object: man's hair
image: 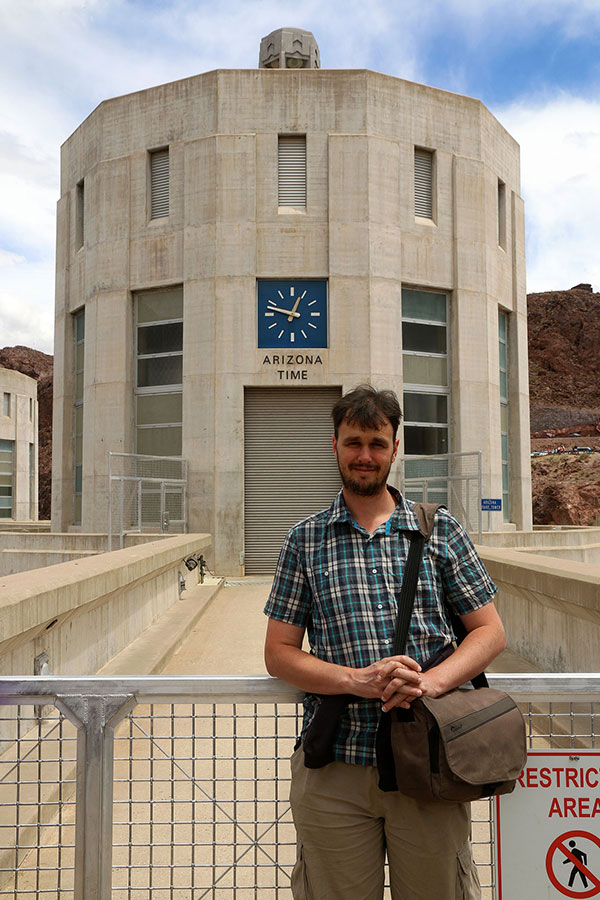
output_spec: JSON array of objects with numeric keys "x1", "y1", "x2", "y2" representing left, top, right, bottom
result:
[{"x1": 331, "y1": 384, "x2": 403, "y2": 440}]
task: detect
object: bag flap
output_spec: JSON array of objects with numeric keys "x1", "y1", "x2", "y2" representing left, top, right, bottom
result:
[{"x1": 422, "y1": 688, "x2": 527, "y2": 785}]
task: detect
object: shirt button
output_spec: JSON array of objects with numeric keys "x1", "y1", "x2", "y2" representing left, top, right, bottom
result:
[
  {"x1": 378, "y1": 604, "x2": 383, "y2": 609},
  {"x1": 324, "y1": 571, "x2": 329, "y2": 576},
  {"x1": 384, "y1": 639, "x2": 390, "y2": 645},
  {"x1": 372, "y1": 568, "x2": 377, "y2": 574}
]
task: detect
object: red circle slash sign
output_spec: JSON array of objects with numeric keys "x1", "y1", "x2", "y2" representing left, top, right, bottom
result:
[{"x1": 546, "y1": 830, "x2": 600, "y2": 898}]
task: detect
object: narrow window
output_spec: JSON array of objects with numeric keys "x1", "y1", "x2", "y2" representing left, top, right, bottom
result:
[
  {"x1": 0, "y1": 439, "x2": 14, "y2": 519},
  {"x1": 499, "y1": 310, "x2": 509, "y2": 521},
  {"x1": 414, "y1": 148, "x2": 434, "y2": 219},
  {"x1": 29, "y1": 442, "x2": 36, "y2": 520},
  {"x1": 278, "y1": 136, "x2": 306, "y2": 208},
  {"x1": 2, "y1": 393, "x2": 10, "y2": 417},
  {"x1": 150, "y1": 149, "x2": 169, "y2": 219},
  {"x1": 498, "y1": 179, "x2": 506, "y2": 249},
  {"x1": 73, "y1": 309, "x2": 85, "y2": 524},
  {"x1": 135, "y1": 287, "x2": 183, "y2": 458},
  {"x1": 402, "y1": 288, "x2": 449, "y2": 507},
  {"x1": 76, "y1": 179, "x2": 85, "y2": 248}
]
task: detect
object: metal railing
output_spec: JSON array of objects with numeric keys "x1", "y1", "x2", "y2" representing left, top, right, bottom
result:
[
  {"x1": 0, "y1": 674, "x2": 598, "y2": 899},
  {"x1": 401, "y1": 450, "x2": 483, "y2": 541},
  {"x1": 108, "y1": 453, "x2": 188, "y2": 550}
]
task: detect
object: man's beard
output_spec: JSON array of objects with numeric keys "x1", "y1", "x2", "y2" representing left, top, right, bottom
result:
[{"x1": 337, "y1": 460, "x2": 392, "y2": 497}]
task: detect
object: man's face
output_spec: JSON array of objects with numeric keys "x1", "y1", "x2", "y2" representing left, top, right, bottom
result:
[{"x1": 332, "y1": 416, "x2": 399, "y2": 497}]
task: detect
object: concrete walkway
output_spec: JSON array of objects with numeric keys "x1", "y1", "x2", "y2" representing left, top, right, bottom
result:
[
  {"x1": 161, "y1": 577, "x2": 273, "y2": 676},
  {"x1": 160, "y1": 576, "x2": 539, "y2": 677}
]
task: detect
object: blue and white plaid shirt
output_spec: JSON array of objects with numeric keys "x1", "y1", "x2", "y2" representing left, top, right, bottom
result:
[{"x1": 264, "y1": 487, "x2": 497, "y2": 766}]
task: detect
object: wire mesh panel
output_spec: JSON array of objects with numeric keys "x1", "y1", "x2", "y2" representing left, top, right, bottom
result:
[
  {"x1": 0, "y1": 708, "x2": 76, "y2": 898},
  {"x1": 109, "y1": 453, "x2": 187, "y2": 550},
  {"x1": 0, "y1": 677, "x2": 599, "y2": 899},
  {"x1": 401, "y1": 451, "x2": 482, "y2": 540},
  {"x1": 112, "y1": 702, "x2": 301, "y2": 898}
]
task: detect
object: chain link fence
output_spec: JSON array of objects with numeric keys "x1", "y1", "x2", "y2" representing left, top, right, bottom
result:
[
  {"x1": 108, "y1": 453, "x2": 187, "y2": 550},
  {"x1": 400, "y1": 451, "x2": 482, "y2": 541}
]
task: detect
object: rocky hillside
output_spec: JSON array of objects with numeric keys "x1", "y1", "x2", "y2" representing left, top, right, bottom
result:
[
  {"x1": 528, "y1": 284, "x2": 600, "y2": 525},
  {"x1": 0, "y1": 346, "x2": 53, "y2": 520}
]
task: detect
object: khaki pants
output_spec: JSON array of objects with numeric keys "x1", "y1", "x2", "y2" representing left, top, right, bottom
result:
[{"x1": 290, "y1": 747, "x2": 481, "y2": 900}]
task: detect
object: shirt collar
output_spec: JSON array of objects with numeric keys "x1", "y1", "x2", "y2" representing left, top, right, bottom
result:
[{"x1": 325, "y1": 485, "x2": 422, "y2": 533}]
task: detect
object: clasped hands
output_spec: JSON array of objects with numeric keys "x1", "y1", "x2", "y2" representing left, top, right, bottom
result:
[{"x1": 350, "y1": 655, "x2": 442, "y2": 712}]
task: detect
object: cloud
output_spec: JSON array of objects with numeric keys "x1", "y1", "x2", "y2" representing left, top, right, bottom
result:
[
  {"x1": 1, "y1": 1, "x2": 600, "y2": 354},
  {"x1": 496, "y1": 93, "x2": 600, "y2": 293}
]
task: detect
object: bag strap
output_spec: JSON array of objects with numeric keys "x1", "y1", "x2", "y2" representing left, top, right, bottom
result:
[
  {"x1": 391, "y1": 532, "x2": 425, "y2": 656},
  {"x1": 391, "y1": 502, "x2": 444, "y2": 656},
  {"x1": 392, "y1": 502, "x2": 489, "y2": 688}
]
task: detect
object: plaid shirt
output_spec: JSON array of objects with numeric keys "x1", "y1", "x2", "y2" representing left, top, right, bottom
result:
[{"x1": 264, "y1": 487, "x2": 497, "y2": 766}]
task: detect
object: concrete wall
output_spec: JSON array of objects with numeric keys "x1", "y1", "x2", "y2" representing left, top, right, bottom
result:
[
  {"x1": 0, "y1": 531, "x2": 172, "y2": 575},
  {"x1": 479, "y1": 527, "x2": 600, "y2": 563},
  {"x1": 479, "y1": 546, "x2": 600, "y2": 673},
  {"x1": 0, "y1": 367, "x2": 38, "y2": 521},
  {"x1": 54, "y1": 68, "x2": 532, "y2": 572},
  {"x1": 0, "y1": 533, "x2": 210, "y2": 677}
]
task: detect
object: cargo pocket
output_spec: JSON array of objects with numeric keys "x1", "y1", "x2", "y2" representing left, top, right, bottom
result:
[
  {"x1": 455, "y1": 843, "x2": 481, "y2": 899},
  {"x1": 291, "y1": 841, "x2": 314, "y2": 900}
]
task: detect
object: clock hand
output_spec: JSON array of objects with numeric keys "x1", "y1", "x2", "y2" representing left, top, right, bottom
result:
[
  {"x1": 266, "y1": 305, "x2": 301, "y2": 318},
  {"x1": 287, "y1": 293, "x2": 303, "y2": 322}
]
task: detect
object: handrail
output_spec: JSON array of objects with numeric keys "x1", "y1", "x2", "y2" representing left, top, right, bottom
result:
[{"x1": 0, "y1": 672, "x2": 599, "y2": 703}]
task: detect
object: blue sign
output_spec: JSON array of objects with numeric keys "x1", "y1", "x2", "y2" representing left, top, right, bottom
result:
[{"x1": 481, "y1": 498, "x2": 502, "y2": 511}]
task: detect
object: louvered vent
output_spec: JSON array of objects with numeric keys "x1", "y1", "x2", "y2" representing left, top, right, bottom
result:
[
  {"x1": 150, "y1": 149, "x2": 169, "y2": 218},
  {"x1": 278, "y1": 136, "x2": 307, "y2": 207},
  {"x1": 414, "y1": 148, "x2": 433, "y2": 219}
]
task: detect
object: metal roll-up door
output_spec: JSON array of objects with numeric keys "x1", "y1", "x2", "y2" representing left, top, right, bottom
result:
[{"x1": 244, "y1": 386, "x2": 342, "y2": 574}]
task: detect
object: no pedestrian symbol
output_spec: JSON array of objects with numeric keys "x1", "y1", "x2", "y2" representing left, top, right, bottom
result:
[{"x1": 546, "y1": 831, "x2": 600, "y2": 898}]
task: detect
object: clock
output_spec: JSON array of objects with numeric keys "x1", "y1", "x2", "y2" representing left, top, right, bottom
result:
[{"x1": 257, "y1": 280, "x2": 327, "y2": 348}]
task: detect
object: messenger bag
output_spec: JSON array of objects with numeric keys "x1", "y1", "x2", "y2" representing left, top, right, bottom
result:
[{"x1": 376, "y1": 503, "x2": 527, "y2": 802}]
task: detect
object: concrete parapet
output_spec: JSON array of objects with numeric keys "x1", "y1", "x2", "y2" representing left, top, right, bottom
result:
[
  {"x1": 0, "y1": 533, "x2": 211, "y2": 677},
  {"x1": 477, "y1": 545, "x2": 600, "y2": 672},
  {"x1": 480, "y1": 527, "x2": 600, "y2": 548},
  {"x1": 0, "y1": 531, "x2": 172, "y2": 575},
  {"x1": 0, "y1": 522, "x2": 50, "y2": 533},
  {"x1": 1, "y1": 548, "x2": 101, "y2": 575}
]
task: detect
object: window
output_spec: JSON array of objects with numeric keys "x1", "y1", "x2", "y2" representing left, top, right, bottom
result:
[
  {"x1": 29, "y1": 396, "x2": 33, "y2": 420},
  {"x1": 498, "y1": 179, "x2": 506, "y2": 249},
  {"x1": 150, "y1": 149, "x2": 169, "y2": 219},
  {"x1": 29, "y1": 442, "x2": 36, "y2": 520},
  {"x1": 414, "y1": 148, "x2": 434, "y2": 219},
  {"x1": 73, "y1": 309, "x2": 85, "y2": 524},
  {"x1": 135, "y1": 287, "x2": 183, "y2": 456},
  {"x1": 402, "y1": 289, "x2": 449, "y2": 505},
  {"x1": 499, "y1": 310, "x2": 509, "y2": 521},
  {"x1": 278, "y1": 136, "x2": 306, "y2": 208},
  {"x1": 2, "y1": 393, "x2": 10, "y2": 417},
  {"x1": 0, "y1": 440, "x2": 14, "y2": 519},
  {"x1": 76, "y1": 179, "x2": 85, "y2": 248}
]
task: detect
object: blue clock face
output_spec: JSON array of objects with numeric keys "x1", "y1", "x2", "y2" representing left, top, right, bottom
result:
[{"x1": 257, "y1": 280, "x2": 327, "y2": 349}]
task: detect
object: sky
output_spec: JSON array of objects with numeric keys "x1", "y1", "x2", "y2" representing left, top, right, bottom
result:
[{"x1": 1, "y1": 0, "x2": 599, "y2": 355}]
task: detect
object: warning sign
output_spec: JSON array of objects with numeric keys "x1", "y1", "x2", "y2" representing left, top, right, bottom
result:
[
  {"x1": 495, "y1": 751, "x2": 600, "y2": 898},
  {"x1": 546, "y1": 831, "x2": 600, "y2": 897}
]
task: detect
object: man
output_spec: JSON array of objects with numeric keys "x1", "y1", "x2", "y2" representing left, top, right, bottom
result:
[{"x1": 264, "y1": 384, "x2": 505, "y2": 900}]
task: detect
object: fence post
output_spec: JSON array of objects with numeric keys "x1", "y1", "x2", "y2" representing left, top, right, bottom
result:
[{"x1": 55, "y1": 694, "x2": 136, "y2": 900}]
